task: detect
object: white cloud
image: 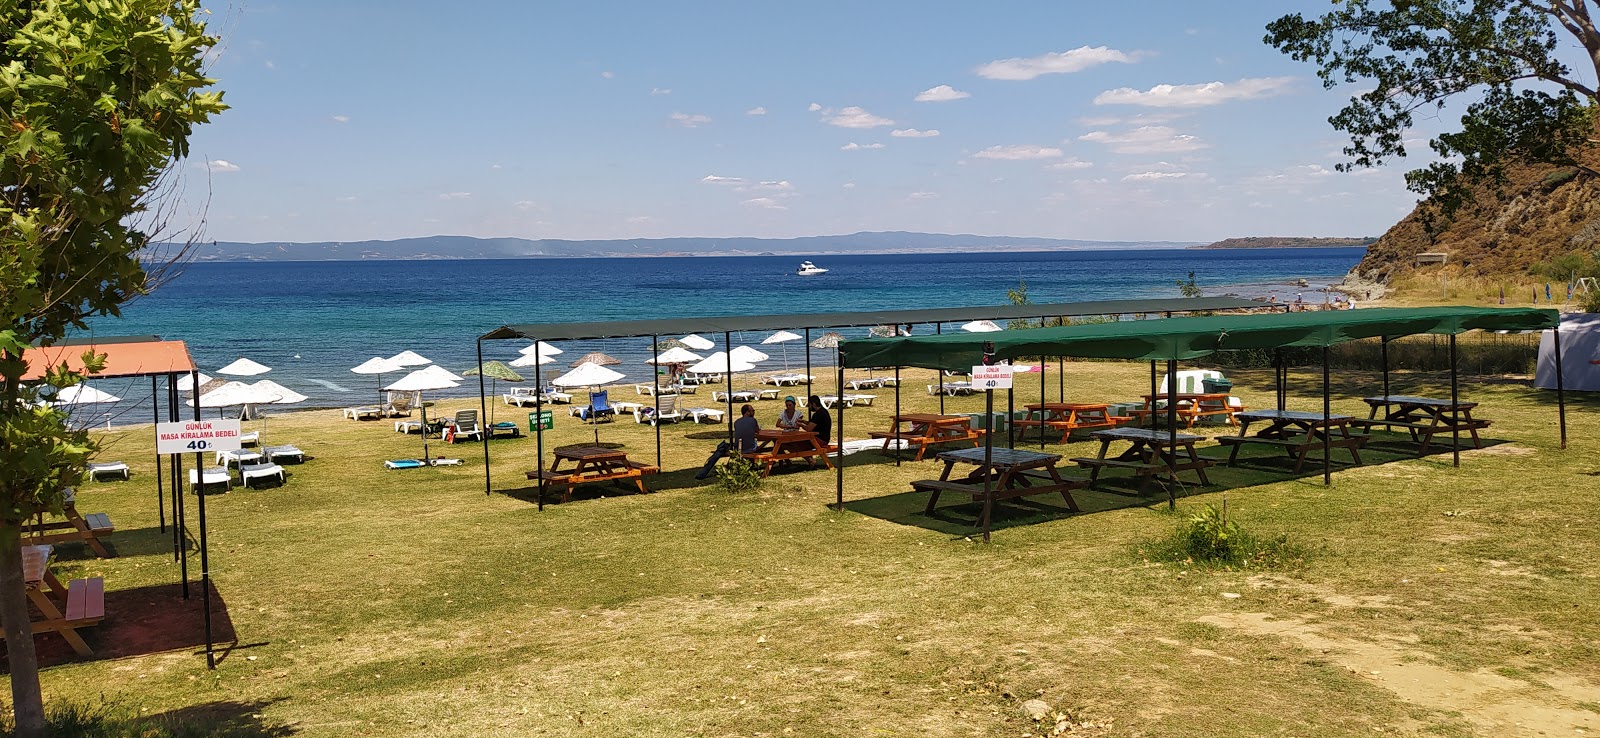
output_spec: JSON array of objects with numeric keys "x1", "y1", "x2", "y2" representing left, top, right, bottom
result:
[
  {"x1": 669, "y1": 112, "x2": 712, "y2": 127},
  {"x1": 701, "y1": 175, "x2": 747, "y2": 185},
  {"x1": 600, "y1": 71, "x2": 615, "y2": 79},
  {"x1": 753, "y1": 180, "x2": 794, "y2": 191},
  {"x1": 976, "y1": 46, "x2": 1142, "y2": 81},
  {"x1": 741, "y1": 197, "x2": 788, "y2": 210},
  {"x1": 264, "y1": 60, "x2": 276, "y2": 70},
  {"x1": 841, "y1": 142, "x2": 886, "y2": 150},
  {"x1": 915, "y1": 84, "x2": 970, "y2": 102},
  {"x1": 1094, "y1": 77, "x2": 1295, "y2": 107},
  {"x1": 891, "y1": 128, "x2": 940, "y2": 138},
  {"x1": 331, "y1": 115, "x2": 350, "y2": 124},
  {"x1": 746, "y1": 106, "x2": 767, "y2": 115},
  {"x1": 335, "y1": 196, "x2": 358, "y2": 203},
  {"x1": 515, "y1": 200, "x2": 537, "y2": 211},
  {"x1": 907, "y1": 191, "x2": 939, "y2": 201},
  {"x1": 973, "y1": 144, "x2": 1063, "y2": 160},
  {"x1": 626, "y1": 215, "x2": 655, "y2": 223},
  {"x1": 1079, "y1": 126, "x2": 1207, "y2": 154},
  {"x1": 807, "y1": 102, "x2": 823, "y2": 112},
  {"x1": 204, "y1": 159, "x2": 240, "y2": 172},
  {"x1": 650, "y1": 87, "x2": 671, "y2": 96},
  {"x1": 842, "y1": 182, "x2": 856, "y2": 189},
  {"x1": 1122, "y1": 172, "x2": 1193, "y2": 181},
  {"x1": 438, "y1": 192, "x2": 472, "y2": 200},
  {"x1": 825, "y1": 106, "x2": 894, "y2": 129},
  {"x1": 1047, "y1": 159, "x2": 1094, "y2": 170},
  {"x1": 490, "y1": 163, "x2": 503, "y2": 170}
]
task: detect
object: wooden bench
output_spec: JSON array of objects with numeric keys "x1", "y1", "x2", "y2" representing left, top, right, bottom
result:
[
  {"x1": 1010, "y1": 416, "x2": 1132, "y2": 441},
  {"x1": 525, "y1": 463, "x2": 658, "y2": 502},
  {"x1": 1070, "y1": 456, "x2": 1214, "y2": 490},
  {"x1": 1349, "y1": 418, "x2": 1490, "y2": 451},
  {"x1": 3, "y1": 577, "x2": 106, "y2": 657},
  {"x1": 24, "y1": 505, "x2": 114, "y2": 558},
  {"x1": 868, "y1": 428, "x2": 984, "y2": 461},
  {"x1": 1215, "y1": 434, "x2": 1368, "y2": 473},
  {"x1": 743, "y1": 445, "x2": 838, "y2": 477}
]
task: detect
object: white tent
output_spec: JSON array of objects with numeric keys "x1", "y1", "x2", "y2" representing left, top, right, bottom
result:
[
  {"x1": 385, "y1": 369, "x2": 461, "y2": 461},
  {"x1": 519, "y1": 341, "x2": 564, "y2": 356},
  {"x1": 679, "y1": 334, "x2": 715, "y2": 351},
  {"x1": 961, "y1": 320, "x2": 1003, "y2": 333},
  {"x1": 389, "y1": 350, "x2": 432, "y2": 367},
  {"x1": 688, "y1": 352, "x2": 756, "y2": 375},
  {"x1": 218, "y1": 358, "x2": 271, "y2": 376},
  {"x1": 551, "y1": 362, "x2": 625, "y2": 388}
]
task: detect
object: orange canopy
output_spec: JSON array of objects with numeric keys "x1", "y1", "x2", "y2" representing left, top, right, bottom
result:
[{"x1": 22, "y1": 337, "x2": 196, "y2": 380}]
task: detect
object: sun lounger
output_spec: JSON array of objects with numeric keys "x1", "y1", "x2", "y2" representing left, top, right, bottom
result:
[
  {"x1": 450, "y1": 410, "x2": 484, "y2": 443},
  {"x1": 188, "y1": 467, "x2": 231, "y2": 493},
  {"x1": 238, "y1": 431, "x2": 260, "y2": 446},
  {"x1": 343, "y1": 406, "x2": 383, "y2": 420},
  {"x1": 713, "y1": 390, "x2": 758, "y2": 403},
  {"x1": 844, "y1": 394, "x2": 877, "y2": 406},
  {"x1": 239, "y1": 462, "x2": 286, "y2": 488},
  {"x1": 928, "y1": 382, "x2": 975, "y2": 396},
  {"x1": 263, "y1": 445, "x2": 306, "y2": 463},
  {"x1": 86, "y1": 462, "x2": 130, "y2": 482},
  {"x1": 762, "y1": 373, "x2": 813, "y2": 386},
  {"x1": 688, "y1": 407, "x2": 725, "y2": 423},
  {"x1": 215, "y1": 449, "x2": 264, "y2": 468},
  {"x1": 636, "y1": 394, "x2": 685, "y2": 425},
  {"x1": 395, "y1": 419, "x2": 424, "y2": 433}
]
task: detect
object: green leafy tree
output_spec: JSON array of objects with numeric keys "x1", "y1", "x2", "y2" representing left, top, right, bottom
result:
[
  {"x1": 1176, "y1": 271, "x2": 1203, "y2": 298},
  {"x1": 0, "y1": 2, "x2": 225, "y2": 734},
  {"x1": 1266, "y1": 1, "x2": 1600, "y2": 221}
]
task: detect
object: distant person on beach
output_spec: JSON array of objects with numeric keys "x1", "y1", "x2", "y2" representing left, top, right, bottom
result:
[
  {"x1": 801, "y1": 395, "x2": 831, "y2": 445},
  {"x1": 776, "y1": 396, "x2": 805, "y2": 430}
]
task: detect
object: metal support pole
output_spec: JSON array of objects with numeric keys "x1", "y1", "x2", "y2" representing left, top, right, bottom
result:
[
  {"x1": 936, "y1": 323, "x2": 945, "y2": 414},
  {"x1": 1381, "y1": 337, "x2": 1390, "y2": 400},
  {"x1": 982, "y1": 341, "x2": 996, "y2": 543},
  {"x1": 724, "y1": 331, "x2": 734, "y2": 441},
  {"x1": 1039, "y1": 351, "x2": 1047, "y2": 449},
  {"x1": 1450, "y1": 334, "x2": 1461, "y2": 468},
  {"x1": 534, "y1": 345, "x2": 545, "y2": 511},
  {"x1": 834, "y1": 359, "x2": 845, "y2": 510},
  {"x1": 152, "y1": 376, "x2": 164, "y2": 533},
  {"x1": 1322, "y1": 346, "x2": 1331, "y2": 487},
  {"x1": 893, "y1": 363, "x2": 901, "y2": 466},
  {"x1": 1166, "y1": 359, "x2": 1178, "y2": 510},
  {"x1": 477, "y1": 339, "x2": 491, "y2": 496},
  {"x1": 652, "y1": 335, "x2": 662, "y2": 467},
  {"x1": 190, "y1": 369, "x2": 214, "y2": 669},
  {"x1": 1005, "y1": 380, "x2": 1015, "y2": 450},
  {"x1": 1553, "y1": 319, "x2": 1568, "y2": 449},
  {"x1": 804, "y1": 328, "x2": 812, "y2": 395},
  {"x1": 1148, "y1": 361, "x2": 1158, "y2": 430}
]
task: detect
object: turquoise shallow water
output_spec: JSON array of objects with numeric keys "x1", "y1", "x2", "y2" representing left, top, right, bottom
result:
[{"x1": 76, "y1": 248, "x2": 1365, "y2": 419}]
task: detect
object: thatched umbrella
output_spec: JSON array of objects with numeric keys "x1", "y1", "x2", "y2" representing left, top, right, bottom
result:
[
  {"x1": 464, "y1": 360, "x2": 525, "y2": 423},
  {"x1": 809, "y1": 332, "x2": 843, "y2": 349},
  {"x1": 655, "y1": 338, "x2": 689, "y2": 352},
  {"x1": 571, "y1": 351, "x2": 621, "y2": 368}
]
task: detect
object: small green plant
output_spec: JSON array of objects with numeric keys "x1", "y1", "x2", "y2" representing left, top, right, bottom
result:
[
  {"x1": 1142, "y1": 500, "x2": 1307, "y2": 570},
  {"x1": 1580, "y1": 288, "x2": 1600, "y2": 313},
  {"x1": 712, "y1": 459, "x2": 762, "y2": 493},
  {"x1": 1176, "y1": 271, "x2": 1204, "y2": 298}
]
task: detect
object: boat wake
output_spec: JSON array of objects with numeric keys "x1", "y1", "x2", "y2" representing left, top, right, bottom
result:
[{"x1": 303, "y1": 378, "x2": 352, "y2": 393}]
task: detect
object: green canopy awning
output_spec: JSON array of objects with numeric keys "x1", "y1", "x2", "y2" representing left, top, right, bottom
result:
[{"x1": 839, "y1": 306, "x2": 1559, "y2": 370}]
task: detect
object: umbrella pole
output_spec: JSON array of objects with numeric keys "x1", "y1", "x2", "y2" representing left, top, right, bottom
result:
[
  {"x1": 478, "y1": 339, "x2": 492, "y2": 496},
  {"x1": 805, "y1": 328, "x2": 812, "y2": 391},
  {"x1": 190, "y1": 369, "x2": 215, "y2": 669},
  {"x1": 653, "y1": 335, "x2": 662, "y2": 469},
  {"x1": 724, "y1": 331, "x2": 734, "y2": 442},
  {"x1": 535, "y1": 347, "x2": 545, "y2": 512},
  {"x1": 420, "y1": 398, "x2": 430, "y2": 462},
  {"x1": 936, "y1": 324, "x2": 945, "y2": 415}
]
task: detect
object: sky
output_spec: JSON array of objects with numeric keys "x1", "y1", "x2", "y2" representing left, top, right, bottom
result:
[{"x1": 179, "y1": 0, "x2": 1454, "y2": 245}]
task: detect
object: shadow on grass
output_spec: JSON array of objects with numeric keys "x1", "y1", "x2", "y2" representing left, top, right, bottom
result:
[
  {"x1": 148, "y1": 699, "x2": 295, "y2": 737},
  {"x1": 6, "y1": 580, "x2": 242, "y2": 670}
]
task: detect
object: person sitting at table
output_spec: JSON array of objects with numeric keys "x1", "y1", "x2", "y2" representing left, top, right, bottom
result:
[
  {"x1": 733, "y1": 403, "x2": 760, "y2": 454},
  {"x1": 801, "y1": 394, "x2": 831, "y2": 445},
  {"x1": 776, "y1": 396, "x2": 805, "y2": 431}
]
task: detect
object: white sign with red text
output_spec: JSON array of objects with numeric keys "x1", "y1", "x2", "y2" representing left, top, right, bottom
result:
[
  {"x1": 971, "y1": 364, "x2": 1013, "y2": 390},
  {"x1": 156, "y1": 419, "x2": 242, "y2": 455}
]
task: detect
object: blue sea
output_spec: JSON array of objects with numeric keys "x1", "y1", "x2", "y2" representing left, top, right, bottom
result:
[{"x1": 77, "y1": 248, "x2": 1365, "y2": 418}]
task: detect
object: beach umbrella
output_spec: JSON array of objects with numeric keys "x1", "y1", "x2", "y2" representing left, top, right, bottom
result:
[
  {"x1": 519, "y1": 341, "x2": 564, "y2": 357},
  {"x1": 688, "y1": 352, "x2": 756, "y2": 375},
  {"x1": 389, "y1": 350, "x2": 432, "y2": 367},
  {"x1": 463, "y1": 360, "x2": 525, "y2": 423},
  {"x1": 730, "y1": 345, "x2": 769, "y2": 365},
  {"x1": 552, "y1": 362, "x2": 626, "y2": 444},
  {"x1": 961, "y1": 320, "x2": 1003, "y2": 333},
  {"x1": 53, "y1": 385, "x2": 121, "y2": 428},
  {"x1": 191, "y1": 380, "x2": 283, "y2": 421},
  {"x1": 679, "y1": 334, "x2": 715, "y2": 351},
  {"x1": 762, "y1": 330, "x2": 802, "y2": 370},
  {"x1": 808, "y1": 332, "x2": 844, "y2": 349},
  {"x1": 175, "y1": 372, "x2": 213, "y2": 392},
  {"x1": 218, "y1": 357, "x2": 271, "y2": 377},
  {"x1": 654, "y1": 338, "x2": 689, "y2": 352},
  {"x1": 416, "y1": 364, "x2": 465, "y2": 383},
  {"x1": 570, "y1": 352, "x2": 621, "y2": 368},
  {"x1": 647, "y1": 347, "x2": 703, "y2": 365},
  {"x1": 351, "y1": 356, "x2": 404, "y2": 404},
  {"x1": 509, "y1": 352, "x2": 555, "y2": 368},
  {"x1": 247, "y1": 379, "x2": 307, "y2": 446},
  {"x1": 385, "y1": 369, "x2": 461, "y2": 462},
  {"x1": 869, "y1": 324, "x2": 911, "y2": 338}
]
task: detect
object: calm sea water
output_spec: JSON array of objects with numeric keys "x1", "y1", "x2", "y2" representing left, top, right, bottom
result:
[{"x1": 76, "y1": 248, "x2": 1365, "y2": 419}]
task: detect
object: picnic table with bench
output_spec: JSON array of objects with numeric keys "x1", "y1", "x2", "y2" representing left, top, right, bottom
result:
[
  {"x1": 869, "y1": 413, "x2": 984, "y2": 461},
  {"x1": 912, "y1": 446, "x2": 1089, "y2": 526},
  {"x1": 743, "y1": 429, "x2": 837, "y2": 477},
  {"x1": 526, "y1": 446, "x2": 658, "y2": 503},
  {"x1": 23, "y1": 493, "x2": 114, "y2": 558},
  {"x1": 1072, "y1": 427, "x2": 1214, "y2": 491},
  {"x1": 1, "y1": 544, "x2": 107, "y2": 657},
  {"x1": 1350, "y1": 395, "x2": 1491, "y2": 451},
  {"x1": 1011, "y1": 402, "x2": 1132, "y2": 442},
  {"x1": 1217, "y1": 409, "x2": 1367, "y2": 472},
  {"x1": 1129, "y1": 392, "x2": 1241, "y2": 428}
]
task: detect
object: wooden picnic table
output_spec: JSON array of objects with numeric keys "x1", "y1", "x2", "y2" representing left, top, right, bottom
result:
[
  {"x1": 23, "y1": 494, "x2": 115, "y2": 558},
  {"x1": 1129, "y1": 392, "x2": 1240, "y2": 428},
  {"x1": 913, "y1": 446, "x2": 1089, "y2": 526},
  {"x1": 1072, "y1": 427, "x2": 1213, "y2": 491},
  {"x1": 743, "y1": 429, "x2": 836, "y2": 477},
  {"x1": 5, "y1": 544, "x2": 106, "y2": 657},
  {"x1": 1351, "y1": 395, "x2": 1490, "y2": 451},
  {"x1": 869, "y1": 413, "x2": 984, "y2": 461},
  {"x1": 1217, "y1": 409, "x2": 1367, "y2": 472},
  {"x1": 1011, "y1": 402, "x2": 1131, "y2": 442},
  {"x1": 526, "y1": 446, "x2": 658, "y2": 503}
]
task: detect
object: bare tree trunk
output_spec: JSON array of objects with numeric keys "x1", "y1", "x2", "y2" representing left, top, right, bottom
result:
[{"x1": 0, "y1": 525, "x2": 44, "y2": 737}]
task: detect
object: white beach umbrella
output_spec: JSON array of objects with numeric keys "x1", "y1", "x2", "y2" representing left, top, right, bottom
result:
[
  {"x1": 175, "y1": 372, "x2": 212, "y2": 392},
  {"x1": 385, "y1": 369, "x2": 461, "y2": 461},
  {"x1": 519, "y1": 341, "x2": 564, "y2": 356},
  {"x1": 191, "y1": 380, "x2": 283, "y2": 420},
  {"x1": 646, "y1": 347, "x2": 703, "y2": 365},
  {"x1": 388, "y1": 350, "x2": 432, "y2": 367},
  {"x1": 218, "y1": 357, "x2": 271, "y2": 377},
  {"x1": 961, "y1": 320, "x2": 1003, "y2": 333},
  {"x1": 54, "y1": 385, "x2": 121, "y2": 405},
  {"x1": 246, "y1": 379, "x2": 307, "y2": 446},
  {"x1": 551, "y1": 362, "x2": 625, "y2": 388},
  {"x1": 351, "y1": 356, "x2": 404, "y2": 403},
  {"x1": 688, "y1": 351, "x2": 756, "y2": 375},
  {"x1": 509, "y1": 352, "x2": 555, "y2": 369},
  {"x1": 679, "y1": 334, "x2": 715, "y2": 351},
  {"x1": 730, "y1": 345, "x2": 769, "y2": 364},
  {"x1": 762, "y1": 330, "x2": 802, "y2": 370},
  {"x1": 416, "y1": 364, "x2": 465, "y2": 383}
]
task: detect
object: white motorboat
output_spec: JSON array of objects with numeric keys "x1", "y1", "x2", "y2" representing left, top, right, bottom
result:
[{"x1": 796, "y1": 260, "x2": 828, "y2": 276}]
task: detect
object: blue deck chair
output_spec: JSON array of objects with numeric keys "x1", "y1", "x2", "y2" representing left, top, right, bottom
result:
[{"x1": 581, "y1": 390, "x2": 616, "y2": 423}]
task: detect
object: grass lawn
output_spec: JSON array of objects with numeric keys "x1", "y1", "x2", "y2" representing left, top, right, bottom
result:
[{"x1": 11, "y1": 360, "x2": 1600, "y2": 737}]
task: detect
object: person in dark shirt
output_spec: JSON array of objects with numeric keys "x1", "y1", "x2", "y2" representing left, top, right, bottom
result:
[
  {"x1": 732, "y1": 403, "x2": 760, "y2": 453},
  {"x1": 802, "y1": 394, "x2": 831, "y2": 446}
]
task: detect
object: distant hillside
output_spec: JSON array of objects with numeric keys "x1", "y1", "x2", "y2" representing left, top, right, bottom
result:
[
  {"x1": 1353, "y1": 162, "x2": 1600, "y2": 283},
  {"x1": 1194, "y1": 236, "x2": 1376, "y2": 250},
  {"x1": 168, "y1": 232, "x2": 1201, "y2": 262}
]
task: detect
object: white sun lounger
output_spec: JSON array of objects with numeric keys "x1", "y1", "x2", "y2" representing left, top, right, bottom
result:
[
  {"x1": 87, "y1": 462, "x2": 130, "y2": 481},
  {"x1": 263, "y1": 445, "x2": 305, "y2": 463},
  {"x1": 239, "y1": 462, "x2": 286, "y2": 488},
  {"x1": 188, "y1": 467, "x2": 231, "y2": 492},
  {"x1": 688, "y1": 407, "x2": 726, "y2": 423}
]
